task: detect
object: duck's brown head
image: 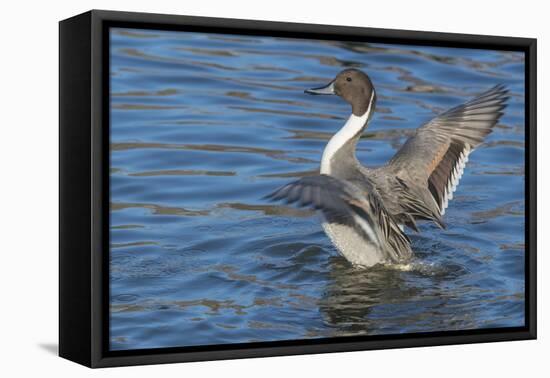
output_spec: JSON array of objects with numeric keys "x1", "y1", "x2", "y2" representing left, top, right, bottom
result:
[{"x1": 305, "y1": 68, "x2": 376, "y2": 116}]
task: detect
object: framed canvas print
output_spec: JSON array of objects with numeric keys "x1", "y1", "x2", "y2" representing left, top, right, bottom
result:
[{"x1": 59, "y1": 10, "x2": 537, "y2": 368}]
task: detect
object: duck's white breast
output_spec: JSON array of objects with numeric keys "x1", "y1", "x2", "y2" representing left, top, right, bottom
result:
[{"x1": 321, "y1": 221, "x2": 386, "y2": 267}]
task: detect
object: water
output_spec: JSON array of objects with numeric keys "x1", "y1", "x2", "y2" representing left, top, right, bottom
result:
[{"x1": 109, "y1": 28, "x2": 526, "y2": 351}]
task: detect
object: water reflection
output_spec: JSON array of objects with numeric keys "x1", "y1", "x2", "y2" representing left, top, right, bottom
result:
[{"x1": 320, "y1": 258, "x2": 410, "y2": 336}]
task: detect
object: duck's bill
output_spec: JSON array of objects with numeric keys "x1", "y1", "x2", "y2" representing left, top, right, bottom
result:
[{"x1": 305, "y1": 81, "x2": 335, "y2": 95}]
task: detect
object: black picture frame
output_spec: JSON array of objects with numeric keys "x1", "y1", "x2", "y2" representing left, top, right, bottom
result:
[{"x1": 59, "y1": 9, "x2": 537, "y2": 368}]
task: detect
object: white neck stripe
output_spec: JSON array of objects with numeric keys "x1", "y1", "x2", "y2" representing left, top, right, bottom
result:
[{"x1": 320, "y1": 95, "x2": 374, "y2": 175}]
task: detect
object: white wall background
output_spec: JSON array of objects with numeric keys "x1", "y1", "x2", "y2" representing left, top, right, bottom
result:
[{"x1": 1, "y1": 0, "x2": 546, "y2": 376}]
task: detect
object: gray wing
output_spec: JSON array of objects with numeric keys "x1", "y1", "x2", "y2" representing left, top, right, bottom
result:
[
  {"x1": 265, "y1": 174, "x2": 412, "y2": 262},
  {"x1": 265, "y1": 175, "x2": 363, "y2": 224},
  {"x1": 386, "y1": 85, "x2": 509, "y2": 218}
]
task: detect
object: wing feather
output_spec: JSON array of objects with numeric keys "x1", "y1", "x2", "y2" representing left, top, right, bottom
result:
[{"x1": 387, "y1": 85, "x2": 509, "y2": 217}]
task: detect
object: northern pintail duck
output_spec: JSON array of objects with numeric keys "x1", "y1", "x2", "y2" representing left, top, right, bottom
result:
[{"x1": 266, "y1": 68, "x2": 508, "y2": 267}]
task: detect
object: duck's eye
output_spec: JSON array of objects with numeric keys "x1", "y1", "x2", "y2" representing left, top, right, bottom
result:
[{"x1": 346, "y1": 77, "x2": 352, "y2": 82}]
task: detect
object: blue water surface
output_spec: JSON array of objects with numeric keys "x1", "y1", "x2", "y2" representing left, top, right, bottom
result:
[{"x1": 109, "y1": 28, "x2": 525, "y2": 350}]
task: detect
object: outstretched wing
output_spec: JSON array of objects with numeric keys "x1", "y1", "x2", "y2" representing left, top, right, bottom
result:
[
  {"x1": 265, "y1": 175, "x2": 362, "y2": 224},
  {"x1": 264, "y1": 174, "x2": 411, "y2": 261},
  {"x1": 387, "y1": 85, "x2": 509, "y2": 216}
]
